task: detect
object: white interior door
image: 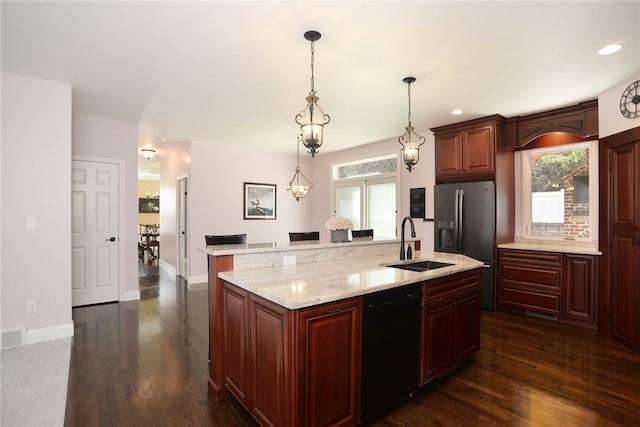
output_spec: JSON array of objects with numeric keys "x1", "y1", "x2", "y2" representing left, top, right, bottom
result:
[
  {"x1": 177, "y1": 176, "x2": 188, "y2": 279},
  {"x1": 71, "y1": 160, "x2": 119, "y2": 306}
]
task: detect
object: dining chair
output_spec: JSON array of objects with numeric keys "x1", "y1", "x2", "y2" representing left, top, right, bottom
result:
[
  {"x1": 351, "y1": 229, "x2": 374, "y2": 239},
  {"x1": 289, "y1": 231, "x2": 320, "y2": 241},
  {"x1": 205, "y1": 234, "x2": 247, "y2": 245}
]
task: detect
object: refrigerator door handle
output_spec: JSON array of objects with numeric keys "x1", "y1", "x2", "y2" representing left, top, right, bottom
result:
[
  {"x1": 454, "y1": 189, "x2": 460, "y2": 252},
  {"x1": 458, "y1": 189, "x2": 464, "y2": 251}
]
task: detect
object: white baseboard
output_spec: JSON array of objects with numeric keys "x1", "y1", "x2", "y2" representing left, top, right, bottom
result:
[
  {"x1": 26, "y1": 322, "x2": 74, "y2": 345},
  {"x1": 159, "y1": 259, "x2": 176, "y2": 277},
  {"x1": 188, "y1": 275, "x2": 208, "y2": 288}
]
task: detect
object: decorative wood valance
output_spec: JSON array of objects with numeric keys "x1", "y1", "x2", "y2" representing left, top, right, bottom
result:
[{"x1": 505, "y1": 100, "x2": 598, "y2": 149}]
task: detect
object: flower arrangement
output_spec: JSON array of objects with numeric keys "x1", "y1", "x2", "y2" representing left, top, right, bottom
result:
[{"x1": 325, "y1": 217, "x2": 354, "y2": 230}]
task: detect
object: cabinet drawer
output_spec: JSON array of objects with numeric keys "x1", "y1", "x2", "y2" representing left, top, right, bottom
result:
[
  {"x1": 499, "y1": 263, "x2": 562, "y2": 291},
  {"x1": 423, "y1": 269, "x2": 481, "y2": 304},
  {"x1": 498, "y1": 249, "x2": 562, "y2": 267},
  {"x1": 498, "y1": 285, "x2": 561, "y2": 314}
]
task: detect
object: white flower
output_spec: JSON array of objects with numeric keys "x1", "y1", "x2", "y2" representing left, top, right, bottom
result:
[{"x1": 325, "y1": 217, "x2": 354, "y2": 230}]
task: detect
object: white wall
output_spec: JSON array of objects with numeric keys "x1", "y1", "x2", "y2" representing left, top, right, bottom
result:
[
  {"x1": 187, "y1": 140, "x2": 315, "y2": 282},
  {"x1": 598, "y1": 73, "x2": 640, "y2": 138},
  {"x1": 72, "y1": 115, "x2": 140, "y2": 299},
  {"x1": 1, "y1": 72, "x2": 74, "y2": 345}
]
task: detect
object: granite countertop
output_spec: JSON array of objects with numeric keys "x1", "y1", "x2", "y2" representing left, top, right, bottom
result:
[
  {"x1": 218, "y1": 251, "x2": 483, "y2": 310},
  {"x1": 498, "y1": 242, "x2": 602, "y2": 255}
]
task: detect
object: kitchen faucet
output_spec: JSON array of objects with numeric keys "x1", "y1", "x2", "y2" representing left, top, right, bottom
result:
[{"x1": 400, "y1": 216, "x2": 416, "y2": 260}]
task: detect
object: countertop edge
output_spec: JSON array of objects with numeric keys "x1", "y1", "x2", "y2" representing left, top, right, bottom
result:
[{"x1": 498, "y1": 242, "x2": 602, "y2": 255}]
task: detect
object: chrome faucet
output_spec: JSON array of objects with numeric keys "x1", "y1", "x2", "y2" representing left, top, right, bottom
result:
[{"x1": 400, "y1": 216, "x2": 416, "y2": 260}]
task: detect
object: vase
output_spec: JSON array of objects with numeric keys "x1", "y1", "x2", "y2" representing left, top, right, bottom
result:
[{"x1": 330, "y1": 229, "x2": 349, "y2": 243}]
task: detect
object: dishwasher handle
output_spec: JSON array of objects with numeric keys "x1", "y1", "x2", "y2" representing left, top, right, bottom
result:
[{"x1": 366, "y1": 293, "x2": 419, "y2": 310}]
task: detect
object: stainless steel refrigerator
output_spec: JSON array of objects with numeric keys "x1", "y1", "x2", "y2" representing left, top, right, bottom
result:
[{"x1": 434, "y1": 180, "x2": 495, "y2": 310}]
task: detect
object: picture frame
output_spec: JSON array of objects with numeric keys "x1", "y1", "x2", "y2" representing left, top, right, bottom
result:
[
  {"x1": 244, "y1": 182, "x2": 276, "y2": 220},
  {"x1": 139, "y1": 197, "x2": 160, "y2": 213}
]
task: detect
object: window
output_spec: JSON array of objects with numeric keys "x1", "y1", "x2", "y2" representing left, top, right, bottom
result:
[
  {"x1": 516, "y1": 140, "x2": 598, "y2": 245},
  {"x1": 332, "y1": 154, "x2": 399, "y2": 239}
]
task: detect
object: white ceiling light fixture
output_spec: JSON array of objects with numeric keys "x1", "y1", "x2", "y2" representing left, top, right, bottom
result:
[
  {"x1": 398, "y1": 76, "x2": 426, "y2": 173},
  {"x1": 295, "y1": 30, "x2": 330, "y2": 158},
  {"x1": 452, "y1": 109, "x2": 463, "y2": 115},
  {"x1": 599, "y1": 44, "x2": 622, "y2": 55},
  {"x1": 288, "y1": 136, "x2": 314, "y2": 201},
  {"x1": 141, "y1": 148, "x2": 156, "y2": 160}
]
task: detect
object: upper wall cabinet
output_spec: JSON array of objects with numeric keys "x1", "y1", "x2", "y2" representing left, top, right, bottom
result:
[
  {"x1": 432, "y1": 114, "x2": 506, "y2": 182},
  {"x1": 504, "y1": 100, "x2": 598, "y2": 148}
]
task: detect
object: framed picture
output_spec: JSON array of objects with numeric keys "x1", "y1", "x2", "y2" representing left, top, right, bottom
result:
[
  {"x1": 244, "y1": 182, "x2": 276, "y2": 220},
  {"x1": 139, "y1": 197, "x2": 160, "y2": 213}
]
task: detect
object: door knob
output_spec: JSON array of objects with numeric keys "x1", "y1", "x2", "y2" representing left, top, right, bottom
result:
[{"x1": 105, "y1": 237, "x2": 116, "y2": 242}]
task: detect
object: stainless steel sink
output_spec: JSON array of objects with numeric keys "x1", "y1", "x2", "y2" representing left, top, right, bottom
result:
[{"x1": 387, "y1": 260, "x2": 453, "y2": 272}]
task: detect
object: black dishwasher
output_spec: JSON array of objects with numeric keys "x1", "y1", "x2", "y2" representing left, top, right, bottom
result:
[{"x1": 361, "y1": 283, "x2": 422, "y2": 422}]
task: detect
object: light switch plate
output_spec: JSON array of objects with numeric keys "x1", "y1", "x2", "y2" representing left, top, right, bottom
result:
[{"x1": 26, "y1": 218, "x2": 37, "y2": 230}]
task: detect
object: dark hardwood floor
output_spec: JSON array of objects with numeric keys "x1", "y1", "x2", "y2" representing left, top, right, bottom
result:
[{"x1": 65, "y1": 265, "x2": 640, "y2": 426}]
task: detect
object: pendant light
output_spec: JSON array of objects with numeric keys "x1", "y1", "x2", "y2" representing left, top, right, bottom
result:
[
  {"x1": 295, "y1": 30, "x2": 330, "y2": 157},
  {"x1": 398, "y1": 77, "x2": 425, "y2": 172},
  {"x1": 288, "y1": 136, "x2": 314, "y2": 201}
]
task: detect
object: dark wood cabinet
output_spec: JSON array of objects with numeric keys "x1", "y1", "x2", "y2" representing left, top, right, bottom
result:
[
  {"x1": 600, "y1": 127, "x2": 640, "y2": 351},
  {"x1": 433, "y1": 118, "x2": 502, "y2": 181},
  {"x1": 497, "y1": 249, "x2": 562, "y2": 314},
  {"x1": 222, "y1": 283, "x2": 249, "y2": 404},
  {"x1": 420, "y1": 270, "x2": 482, "y2": 384},
  {"x1": 563, "y1": 254, "x2": 597, "y2": 325},
  {"x1": 497, "y1": 248, "x2": 598, "y2": 329},
  {"x1": 221, "y1": 279, "x2": 361, "y2": 427},
  {"x1": 248, "y1": 295, "x2": 291, "y2": 427},
  {"x1": 296, "y1": 299, "x2": 362, "y2": 427}
]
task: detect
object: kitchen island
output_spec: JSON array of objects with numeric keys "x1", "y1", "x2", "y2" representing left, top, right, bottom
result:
[{"x1": 200, "y1": 239, "x2": 483, "y2": 426}]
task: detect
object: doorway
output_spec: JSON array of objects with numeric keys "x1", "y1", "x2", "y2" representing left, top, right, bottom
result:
[{"x1": 177, "y1": 175, "x2": 189, "y2": 280}]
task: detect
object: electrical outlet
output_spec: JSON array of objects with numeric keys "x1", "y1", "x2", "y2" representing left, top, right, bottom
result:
[
  {"x1": 283, "y1": 255, "x2": 296, "y2": 266},
  {"x1": 26, "y1": 218, "x2": 37, "y2": 230},
  {"x1": 27, "y1": 300, "x2": 37, "y2": 313}
]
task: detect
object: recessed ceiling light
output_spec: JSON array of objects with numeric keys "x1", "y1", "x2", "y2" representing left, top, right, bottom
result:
[
  {"x1": 452, "y1": 109, "x2": 463, "y2": 115},
  {"x1": 598, "y1": 44, "x2": 622, "y2": 55}
]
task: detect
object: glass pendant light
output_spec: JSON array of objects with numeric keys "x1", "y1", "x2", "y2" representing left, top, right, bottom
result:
[
  {"x1": 288, "y1": 136, "x2": 314, "y2": 201},
  {"x1": 295, "y1": 31, "x2": 330, "y2": 157},
  {"x1": 398, "y1": 76, "x2": 426, "y2": 172}
]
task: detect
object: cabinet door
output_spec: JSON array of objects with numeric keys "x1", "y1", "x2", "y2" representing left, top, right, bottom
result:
[
  {"x1": 462, "y1": 124, "x2": 495, "y2": 176},
  {"x1": 611, "y1": 142, "x2": 640, "y2": 229},
  {"x1": 222, "y1": 283, "x2": 249, "y2": 404},
  {"x1": 421, "y1": 296, "x2": 455, "y2": 384},
  {"x1": 296, "y1": 298, "x2": 362, "y2": 427},
  {"x1": 454, "y1": 288, "x2": 481, "y2": 362},
  {"x1": 435, "y1": 131, "x2": 463, "y2": 178},
  {"x1": 611, "y1": 230, "x2": 640, "y2": 350},
  {"x1": 249, "y1": 295, "x2": 291, "y2": 427},
  {"x1": 563, "y1": 255, "x2": 597, "y2": 326}
]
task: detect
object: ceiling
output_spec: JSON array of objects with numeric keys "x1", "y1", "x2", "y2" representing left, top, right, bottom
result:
[{"x1": 2, "y1": 1, "x2": 639, "y2": 161}]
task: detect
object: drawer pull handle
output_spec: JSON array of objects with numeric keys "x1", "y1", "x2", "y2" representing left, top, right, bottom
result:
[{"x1": 327, "y1": 307, "x2": 342, "y2": 314}]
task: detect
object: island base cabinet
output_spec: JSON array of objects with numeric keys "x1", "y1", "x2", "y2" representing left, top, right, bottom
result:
[
  {"x1": 421, "y1": 270, "x2": 482, "y2": 385},
  {"x1": 296, "y1": 299, "x2": 362, "y2": 427},
  {"x1": 220, "y1": 281, "x2": 361, "y2": 427}
]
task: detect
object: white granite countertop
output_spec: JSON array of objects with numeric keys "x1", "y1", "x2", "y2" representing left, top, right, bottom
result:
[
  {"x1": 218, "y1": 251, "x2": 483, "y2": 310},
  {"x1": 498, "y1": 242, "x2": 602, "y2": 255}
]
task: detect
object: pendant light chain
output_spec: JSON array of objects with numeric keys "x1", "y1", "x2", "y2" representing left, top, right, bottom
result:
[
  {"x1": 309, "y1": 40, "x2": 315, "y2": 95},
  {"x1": 406, "y1": 81, "x2": 412, "y2": 127}
]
